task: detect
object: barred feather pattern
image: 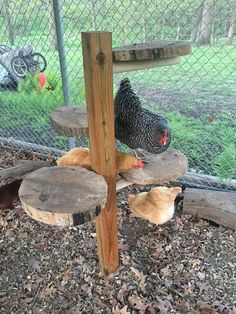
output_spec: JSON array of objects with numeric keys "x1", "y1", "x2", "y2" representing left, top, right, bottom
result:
[{"x1": 114, "y1": 78, "x2": 171, "y2": 154}]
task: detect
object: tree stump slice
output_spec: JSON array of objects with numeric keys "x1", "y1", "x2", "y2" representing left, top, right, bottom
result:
[
  {"x1": 19, "y1": 166, "x2": 107, "y2": 226},
  {"x1": 121, "y1": 148, "x2": 188, "y2": 185},
  {"x1": 50, "y1": 106, "x2": 88, "y2": 137},
  {"x1": 112, "y1": 40, "x2": 192, "y2": 62}
]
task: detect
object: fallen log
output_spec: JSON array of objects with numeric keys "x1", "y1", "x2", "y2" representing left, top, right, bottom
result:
[
  {"x1": 176, "y1": 172, "x2": 236, "y2": 191},
  {"x1": 0, "y1": 160, "x2": 53, "y2": 183},
  {"x1": 183, "y1": 188, "x2": 236, "y2": 230},
  {"x1": 0, "y1": 136, "x2": 66, "y2": 157}
]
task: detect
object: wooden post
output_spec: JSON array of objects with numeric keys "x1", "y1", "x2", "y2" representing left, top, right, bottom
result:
[{"x1": 81, "y1": 32, "x2": 119, "y2": 276}]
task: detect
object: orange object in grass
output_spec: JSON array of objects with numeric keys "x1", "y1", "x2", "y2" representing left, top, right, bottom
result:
[{"x1": 37, "y1": 72, "x2": 47, "y2": 89}]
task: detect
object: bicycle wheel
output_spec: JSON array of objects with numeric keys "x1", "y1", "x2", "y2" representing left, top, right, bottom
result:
[
  {"x1": 30, "y1": 53, "x2": 47, "y2": 72},
  {"x1": 11, "y1": 56, "x2": 28, "y2": 77}
]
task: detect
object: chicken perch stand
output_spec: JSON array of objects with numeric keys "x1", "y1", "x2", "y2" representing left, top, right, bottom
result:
[{"x1": 19, "y1": 32, "x2": 191, "y2": 277}]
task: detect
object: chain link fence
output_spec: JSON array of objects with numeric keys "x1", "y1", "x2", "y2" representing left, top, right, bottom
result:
[{"x1": 0, "y1": 0, "x2": 235, "y2": 188}]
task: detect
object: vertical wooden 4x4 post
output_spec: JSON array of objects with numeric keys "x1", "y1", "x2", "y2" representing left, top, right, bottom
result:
[{"x1": 81, "y1": 32, "x2": 119, "y2": 276}]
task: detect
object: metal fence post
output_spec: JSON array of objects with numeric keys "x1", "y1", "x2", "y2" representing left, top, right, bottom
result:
[{"x1": 52, "y1": 0, "x2": 75, "y2": 148}]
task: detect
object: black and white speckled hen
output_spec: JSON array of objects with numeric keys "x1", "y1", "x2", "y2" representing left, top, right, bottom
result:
[{"x1": 114, "y1": 78, "x2": 171, "y2": 154}]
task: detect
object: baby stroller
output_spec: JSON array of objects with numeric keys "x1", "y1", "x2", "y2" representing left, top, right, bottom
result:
[{"x1": 0, "y1": 44, "x2": 47, "y2": 86}]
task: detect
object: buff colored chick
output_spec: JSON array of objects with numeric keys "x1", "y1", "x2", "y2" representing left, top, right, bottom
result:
[
  {"x1": 128, "y1": 186, "x2": 182, "y2": 225},
  {"x1": 57, "y1": 147, "x2": 144, "y2": 174}
]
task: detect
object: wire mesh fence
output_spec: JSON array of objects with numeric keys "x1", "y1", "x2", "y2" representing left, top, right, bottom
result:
[{"x1": 0, "y1": 0, "x2": 235, "y2": 187}]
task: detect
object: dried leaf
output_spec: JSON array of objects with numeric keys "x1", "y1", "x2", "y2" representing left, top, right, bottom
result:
[
  {"x1": 229, "y1": 307, "x2": 236, "y2": 314},
  {"x1": 161, "y1": 265, "x2": 171, "y2": 277},
  {"x1": 61, "y1": 266, "x2": 72, "y2": 281},
  {"x1": 153, "y1": 243, "x2": 163, "y2": 258},
  {"x1": 77, "y1": 255, "x2": 85, "y2": 265},
  {"x1": 196, "y1": 282, "x2": 209, "y2": 295},
  {"x1": 0, "y1": 217, "x2": 8, "y2": 227},
  {"x1": 121, "y1": 253, "x2": 130, "y2": 266},
  {"x1": 119, "y1": 243, "x2": 129, "y2": 252},
  {"x1": 173, "y1": 217, "x2": 183, "y2": 231},
  {"x1": 43, "y1": 285, "x2": 56, "y2": 296},
  {"x1": 112, "y1": 305, "x2": 130, "y2": 314},
  {"x1": 184, "y1": 286, "x2": 192, "y2": 295},
  {"x1": 28, "y1": 258, "x2": 41, "y2": 272},
  {"x1": 189, "y1": 258, "x2": 201, "y2": 269},
  {"x1": 130, "y1": 266, "x2": 146, "y2": 292},
  {"x1": 208, "y1": 113, "x2": 217, "y2": 123},
  {"x1": 95, "y1": 297, "x2": 107, "y2": 309},
  {"x1": 117, "y1": 283, "x2": 128, "y2": 302},
  {"x1": 23, "y1": 283, "x2": 32, "y2": 292},
  {"x1": 198, "y1": 302, "x2": 216, "y2": 314},
  {"x1": 156, "y1": 296, "x2": 170, "y2": 314},
  {"x1": 128, "y1": 296, "x2": 148, "y2": 311},
  {"x1": 130, "y1": 266, "x2": 146, "y2": 282},
  {"x1": 197, "y1": 272, "x2": 205, "y2": 280},
  {"x1": 81, "y1": 283, "x2": 92, "y2": 294}
]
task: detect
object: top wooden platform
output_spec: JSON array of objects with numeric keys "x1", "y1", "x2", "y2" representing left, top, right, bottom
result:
[
  {"x1": 112, "y1": 40, "x2": 191, "y2": 61},
  {"x1": 112, "y1": 40, "x2": 191, "y2": 72}
]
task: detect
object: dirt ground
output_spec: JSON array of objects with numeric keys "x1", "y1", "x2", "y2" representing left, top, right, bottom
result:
[{"x1": 0, "y1": 147, "x2": 236, "y2": 314}]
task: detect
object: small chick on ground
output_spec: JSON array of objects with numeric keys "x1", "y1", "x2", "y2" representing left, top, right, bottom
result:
[
  {"x1": 56, "y1": 147, "x2": 144, "y2": 174},
  {"x1": 128, "y1": 186, "x2": 182, "y2": 225}
]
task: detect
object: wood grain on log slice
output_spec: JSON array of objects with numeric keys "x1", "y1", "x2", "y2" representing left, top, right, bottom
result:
[
  {"x1": 121, "y1": 148, "x2": 188, "y2": 185},
  {"x1": 112, "y1": 40, "x2": 192, "y2": 62},
  {"x1": 50, "y1": 106, "x2": 88, "y2": 137},
  {"x1": 183, "y1": 188, "x2": 236, "y2": 230},
  {"x1": 19, "y1": 166, "x2": 107, "y2": 226}
]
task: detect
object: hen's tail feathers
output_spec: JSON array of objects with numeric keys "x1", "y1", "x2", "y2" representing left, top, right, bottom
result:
[{"x1": 115, "y1": 78, "x2": 142, "y2": 113}]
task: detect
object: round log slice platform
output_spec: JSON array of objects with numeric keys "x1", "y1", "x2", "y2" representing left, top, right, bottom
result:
[
  {"x1": 112, "y1": 40, "x2": 192, "y2": 73},
  {"x1": 19, "y1": 166, "x2": 107, "y2": 226},
  {"x1": 112, "y1": 40, "x2": 191, "y2": 62},
  {"x1": 121, "y1": 148, "x2": 188, "y2": 185},
  {"x1": 50, "y1": 106, "x2": 88, "y2": 137}
]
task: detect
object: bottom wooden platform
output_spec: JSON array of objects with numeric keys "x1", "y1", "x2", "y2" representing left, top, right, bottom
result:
[{"x1": 19, "y1": 166, "x2": 107, "y2": 226}]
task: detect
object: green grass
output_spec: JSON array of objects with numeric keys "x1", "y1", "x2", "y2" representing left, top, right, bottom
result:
[
  {"x1": 165, "y1": 112, "x2": 236, "y2": 178},
  {"x1": 128, "y1": 45, "x2": 236, "y2": 97}
]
